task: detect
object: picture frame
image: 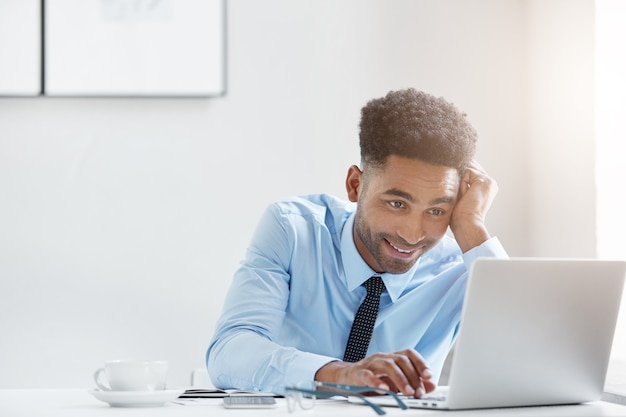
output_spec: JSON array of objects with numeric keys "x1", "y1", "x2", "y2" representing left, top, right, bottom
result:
[
  {"x1": 0, "y1": 0, "x2": 42, "y2": 96},
  {"x1": 44, "y1": 0, "x2": 226, "y2": 97}
]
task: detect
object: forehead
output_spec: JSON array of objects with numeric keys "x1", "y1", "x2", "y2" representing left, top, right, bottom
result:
[{"x1": 366, "y1": 156, "x2": 460, "y2": 200}]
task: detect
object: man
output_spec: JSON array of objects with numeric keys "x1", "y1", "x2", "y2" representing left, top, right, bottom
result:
[{"x1": 206, "y1": 88, "x2": 507, "y2": 398}]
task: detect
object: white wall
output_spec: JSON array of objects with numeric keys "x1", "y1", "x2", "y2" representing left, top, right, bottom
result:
[
  {"x1": 527, "y1": 0, "x2": 596, "y2": 257},
  {"x1": 596, "y1": 0, "x2": 626, "y2": 362},
  {"x1": 0, "y1": 0, "x2": 592, "y2": 389}
]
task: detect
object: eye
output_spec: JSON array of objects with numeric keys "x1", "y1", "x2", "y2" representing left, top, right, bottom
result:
[
  {"x1": 389, "y1": 201, "x2": 404, "y2": 209},
  {"x1": 429, "y1": 208, "x2": 446, "y2": 216}
]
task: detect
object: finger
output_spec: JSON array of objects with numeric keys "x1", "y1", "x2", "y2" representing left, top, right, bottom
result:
[
  {"x1": 358, "y1": 353, "x2": 414, "y2": 396},
  {"x1": 460, "y1": 163, "x2": 496, "y2": 198},
  {"x1": 369, "y1": 351, "x2": 431, "y2": 397},
  {"x1": 459, "y1": 165, "x2": 480, "y2": 195},
  {"x1": 386, "y1": 354, "x2": 421, "y2": 396},
  {"x1": 401, "y1": 350, "x2": 434, "y2": 397},
  {"x1": 468, "y1": 159, "x2": 485, "y2": 172},
  {"x1": 423, "y1": 379, "x2": 437, "y2": 394},
  {"x1": 463, "y1": 164, "x2": 484, "y2": 186},
  {"x1": 355, "y1": 368, "x2": 392, "y2": 391},
  {"x1": 405, "y1": 350, "x2": 432, "y2": 378}
]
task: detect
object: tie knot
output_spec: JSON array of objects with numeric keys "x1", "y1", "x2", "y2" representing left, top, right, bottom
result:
[{"x1": 364, "y1": 276, "x2": 386, "y2": 296}]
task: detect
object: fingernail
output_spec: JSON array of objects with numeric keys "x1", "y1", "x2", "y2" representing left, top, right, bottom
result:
[
  {"x1": 378, "y1": 383, "x2": 390, "y2": 391},
  {"x1": 422, "y1": 368, "x2": 432, "y2": 378},
  {"x1": 404, "y1": 385, "x2": 415, "y2": 396}
]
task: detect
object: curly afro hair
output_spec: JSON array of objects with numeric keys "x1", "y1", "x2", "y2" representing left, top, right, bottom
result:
[{"x1": 359, "y1": 88, "x2": 477, "y2": 174}]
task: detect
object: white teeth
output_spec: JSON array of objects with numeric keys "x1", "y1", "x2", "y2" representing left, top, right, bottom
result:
[{"x1": 390, "y1": 242, "x2": 413, "y2": 253}]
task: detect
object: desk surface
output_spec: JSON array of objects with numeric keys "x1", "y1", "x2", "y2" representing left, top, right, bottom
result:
[{"x1": 1, "y1": 389, "x2": 626, "y2": 417}]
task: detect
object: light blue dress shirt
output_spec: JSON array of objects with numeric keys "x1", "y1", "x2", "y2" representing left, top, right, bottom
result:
[{"x1": 206, "y1": 194, "x2": 507, "y2": 394}]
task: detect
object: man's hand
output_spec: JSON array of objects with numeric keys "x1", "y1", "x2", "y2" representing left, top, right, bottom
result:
[
  {"x1": 449, "y1": 160, "x2": 498, "y2": 252},
  {"x1": 314, "y1": 349, "x2": 436, "y2": 398}
]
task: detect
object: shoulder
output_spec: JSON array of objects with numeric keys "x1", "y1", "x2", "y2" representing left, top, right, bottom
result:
[
  {"x1": 268, "y1": 194, "x2": 355, "y2": 230},
  {"x1": 255, "y1": 194, "x2": 354, "y2": 254},
  {"x1": 271, "y1": 193, "x2": 352, "y2": 213}
]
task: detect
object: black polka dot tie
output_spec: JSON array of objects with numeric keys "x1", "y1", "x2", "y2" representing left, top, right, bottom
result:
[{"x1": 343, "y1": 276, "x2": 386, "y2": 363}]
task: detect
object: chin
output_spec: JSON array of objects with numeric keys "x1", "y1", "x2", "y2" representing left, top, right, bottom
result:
[{"x1": 380, "y1": 260, "x2": 417, "y2": 275}]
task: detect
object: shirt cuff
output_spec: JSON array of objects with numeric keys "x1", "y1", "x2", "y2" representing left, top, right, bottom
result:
[
  {"x1": 284, "y1": 353, "x2": 339, "y2": 388},
  {"x1": 461, "y1": 236, "x2": 508, "y2": 267}
]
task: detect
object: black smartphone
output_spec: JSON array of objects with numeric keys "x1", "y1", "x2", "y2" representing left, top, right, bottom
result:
[{"x1": 223, "y1": 395, "x2": 278, "y2": 409}]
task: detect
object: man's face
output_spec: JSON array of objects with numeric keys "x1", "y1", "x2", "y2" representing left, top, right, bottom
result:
[{"x1": 346, "y1": 155, "x2": 460, "y2": 274}]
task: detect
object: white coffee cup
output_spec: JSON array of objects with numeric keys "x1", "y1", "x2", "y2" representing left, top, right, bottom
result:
[{"x1": 93, "y1": 360, "x2": 168, "y2": 391}]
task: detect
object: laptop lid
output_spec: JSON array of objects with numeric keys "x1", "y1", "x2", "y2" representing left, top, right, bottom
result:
[{"x1": 442, "y1": 257, "x2": 626, "y2": 410}]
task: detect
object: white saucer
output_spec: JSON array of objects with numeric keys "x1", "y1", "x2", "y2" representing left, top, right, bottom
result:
[{"x1": 89, "y1": 389, "x2": 185, "y2": 407}]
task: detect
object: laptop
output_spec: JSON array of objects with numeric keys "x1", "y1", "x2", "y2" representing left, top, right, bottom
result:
[{"x1": 366, "y1": 258, "x2": 626, "y2": 410}]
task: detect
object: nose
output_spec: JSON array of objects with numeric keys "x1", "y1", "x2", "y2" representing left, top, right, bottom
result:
[{"x1": 397, "y1": 214, "x2": 425, "y2": 246}]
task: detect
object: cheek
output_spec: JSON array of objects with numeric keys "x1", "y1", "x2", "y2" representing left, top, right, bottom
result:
[
  {"x1": 424, "y1": 217, "x2": 452, "y2": 237},
  {"x1": 362, "y1": 205, "x2": 389, "y2": 226}
]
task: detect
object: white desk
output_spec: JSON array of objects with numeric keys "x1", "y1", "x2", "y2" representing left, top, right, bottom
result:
[{"x1": 1, "y1": 389, "x2": 626, "y2": 417}]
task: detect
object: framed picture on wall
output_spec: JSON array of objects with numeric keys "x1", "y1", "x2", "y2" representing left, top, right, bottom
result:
[
  {"x1": 44, "y1": 0, "x2": 226, "y2": 97},
  {"x1": 0, "y1": 0, "x2": 41, "y2": 96}
]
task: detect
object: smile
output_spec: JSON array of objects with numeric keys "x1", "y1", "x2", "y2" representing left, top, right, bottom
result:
[{"x1": 388, "y1": 241, "x2": 416, "y2": 254}]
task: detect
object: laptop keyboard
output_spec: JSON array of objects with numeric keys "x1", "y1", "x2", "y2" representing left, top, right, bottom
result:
[
  {"x1": 398, "y1": 391, "x2": 448, "y2": 408},
  {"x1": 420, "y1": 393, "x2": 447, "y2": 401}
]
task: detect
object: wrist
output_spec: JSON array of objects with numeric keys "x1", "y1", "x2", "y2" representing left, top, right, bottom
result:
[
  {"x1": 314, "y1": 360, "x2": 346, "y2": 383},
  {"x1": 451, "y1": 222, "x2": 490, "y2": 253}
]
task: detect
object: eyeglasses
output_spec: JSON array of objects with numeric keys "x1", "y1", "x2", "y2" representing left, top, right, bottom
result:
[
  {"x1": 285, "y1": 382, "x2": 316, "y2": 412},
  {"x1": 284, "y1": 381, "x2": 408, "y2": 415}
]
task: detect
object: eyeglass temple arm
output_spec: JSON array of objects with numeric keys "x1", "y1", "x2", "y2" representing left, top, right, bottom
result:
[
  {"x1": 286, "y1": 387, "x2": 387, "y2": 415},
  {"x1": 314, "y1": 382, "x2": 408, "y2": 410}
]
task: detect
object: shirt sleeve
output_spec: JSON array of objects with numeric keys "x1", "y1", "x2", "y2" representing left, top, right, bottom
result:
[
  {"x1": 461, "y1": 236, "x2": 509, "y2": 266},
  {"x1": 205, "y1": 203, "x2": 336, "y2": 394}
]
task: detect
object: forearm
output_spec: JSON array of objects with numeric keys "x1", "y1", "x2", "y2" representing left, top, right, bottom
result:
[
  {"x1": 451, "y1": 219, "x2": 491, "y2": 253},
  {"x1": 207, "y1": 330, "x2": 335, "y2": 394}
]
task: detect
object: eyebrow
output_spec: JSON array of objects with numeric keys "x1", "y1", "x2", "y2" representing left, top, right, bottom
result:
[{"x1": 382, "y1": 188, "x2": 455, "y2": 205}]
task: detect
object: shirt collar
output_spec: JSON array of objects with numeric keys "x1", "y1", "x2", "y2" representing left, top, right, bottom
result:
[{"x1": 340, "y1": 212, "x2": 420, "y2": 303}]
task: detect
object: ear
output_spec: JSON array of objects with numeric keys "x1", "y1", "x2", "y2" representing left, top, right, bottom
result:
[{"x1": 345, "y1": 165, "x2": 363, "y2": 203}]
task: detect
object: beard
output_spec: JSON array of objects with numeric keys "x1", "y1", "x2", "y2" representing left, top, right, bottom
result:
[{"x1": 354, "y1": 212, "x2": 433, "y2": 274}]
